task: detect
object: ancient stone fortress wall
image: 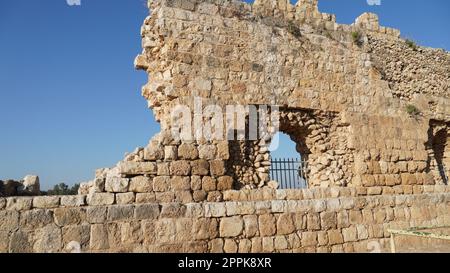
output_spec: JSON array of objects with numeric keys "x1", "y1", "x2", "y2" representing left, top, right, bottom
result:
[
  {"x1": 1, "y1": 0, "x2": 449, "y2": 253},
  {"x1": 1, "y1": 186, "x2": 449, "y2": 253}
]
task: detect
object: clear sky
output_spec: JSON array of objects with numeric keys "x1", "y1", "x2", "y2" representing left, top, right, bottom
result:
[{"x1": 0, "y1": 0, "x2": 449, "y2": 189}]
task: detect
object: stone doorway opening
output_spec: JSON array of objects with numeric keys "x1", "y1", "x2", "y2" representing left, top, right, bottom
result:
[{"x1": 428, "y1": 120, "x2": 449, "y2": 185}]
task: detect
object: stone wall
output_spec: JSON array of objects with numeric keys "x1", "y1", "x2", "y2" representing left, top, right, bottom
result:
[
  {"x1": 1, "y1": 187, "x2": 449, "y2": 253},
  {"x1": 2, "y1": 0, "x2": 449, "y2": 253},
  {"x1": 86, "y1": 0, "x2": 449, "y2": 194}
]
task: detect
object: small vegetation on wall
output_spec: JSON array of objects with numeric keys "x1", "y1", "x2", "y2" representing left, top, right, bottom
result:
[
  {"x1": 406, "y1": 104, "x2": 421, "y2": 117},
  {"x1": 287, "y1": 21, "x2": 302, "y2": 38},
  {"x1": 405, "y1": 39, "x2": 418, "y2": 51},
  {"x1": 351, "y1": 31, "x2": 363, "y2": 46}
]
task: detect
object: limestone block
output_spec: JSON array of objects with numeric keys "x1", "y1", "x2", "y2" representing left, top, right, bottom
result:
[
  {"x1": 107, "y1": 205, "x2": 135, "y2": 222},
  {"x1": 178, "y1": 143, "x2": 199, "y2": 160},
  {"x1": 157, "y1": 162, "x2": 170, "y2": 176},
  {"x1": 86, "y1": 193, "x2": 115, "y2": 206},
  {"x1": 90, "y1": 224, "x2": 109, "y2": 250},
  {"x1": 32, "y1": 196, "x2": 60, "y2": 209},
  {"x1": 164, "y1": 146, "x2": 178, "y2": 161},
  {"x1": 0, "y1": 210, "x2": 19, "y2": 232},
  {"x1": 60, "y1": 195, "x2": 86, "y2": 207},
  {"x1": 116, "y1": 192, "x2": 135, "y2": 204},
  {"x1": 191, "y1": 159, "x2": 210, "y2": 176},
  {"x1": 198, "y1": 145, "x2": 217, "y2": 160},
  {"x1": 134, "y1": 204, "x2": 160, "y2": 220},
  {"x1": 217, "y1": 176, "x2": 234, "y2": 191},
  {"x1": 62, "y1": 224, "x2": 90, "y2": 250},
  {"x1": 277, "y1": 213, "x2": 295, "y2": 235},
  {"x1": 202, "y1": 177, "x2": 217, "y2": 192},
  {"x1": 87, "y1": 206, "x2": 107, "y2": 224},
  {"x1": 205, "y1": 203, "x2": 226, "y2": 217},
  {"x1": 54, "y1": 208, "x2": 86, "y2": 226},
  {"x1": 220, "y1": 216, "x2": 244, "y2": 237},
  {"x1": 170, "y1": 160, "x2": 191, "y2": 176},
  {"x1": 118, "y1": 162, "x2": 157, "y2": 175},
  {"x1": 185, "y1": 203, "x2": 204, "y2": 219},
  {"x1": 135, "y1": 193, "x2": 156, "y2": 203},
  {"x1": 224, "y1": 239, "x2": 238, "y2": 253},
  {"x1": 33, "y1": 224, "x2": 62, "y2": 253},
  {"x1": 156, "y1": 203, "x2": 182, "y2": 219},
  {"x1": 129, "y1": 176, "x2": 153, "y2": 193},
  {"x1": 320, "y1": 211, "x2": 337, "y2": 230},
  {"x1": 170, "y1": 176, "x2": 191, "y2": 191},
  {"x1": 144, "y1": 142, "x2": 164, "y2": 161},
  {"x1": 210, "y1": 160, "x2": 226, "y2": 177},
  {"x1": 105, "y1": 177, "x2": 129, "y2": 193},
  {"x1": 153, "y1": 176, "x2": 171, "y2": 192},
  {"x1": 306, "y1": 213, "x2": 321, "y2": 230},
  {"x1": 301, "y1": 231, "x2": 318, "y2": 247},
  {"x1": 6, "y1": 197, "x2": 32, "y2": 211},
  {"x1": 327, "y1": 230, "x2": 344, "y2": 245},
  {"x1": 19, "y1": 209, "x2": 53, "y2": 229},
  {"x1": 258, "y1": 214, "x2": 276, "y2": 236}
]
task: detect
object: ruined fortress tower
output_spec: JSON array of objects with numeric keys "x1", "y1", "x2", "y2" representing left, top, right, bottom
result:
[{"x1": 1, "y1": 0, "x2": 449, "y2": 253}]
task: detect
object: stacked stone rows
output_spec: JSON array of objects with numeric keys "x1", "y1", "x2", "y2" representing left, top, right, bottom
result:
[{"x1": 1, "y1": 190, "x2": 449, "y2": 253}]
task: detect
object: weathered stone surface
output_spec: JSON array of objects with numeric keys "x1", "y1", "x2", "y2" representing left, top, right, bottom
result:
[
  {"x1": 243, "y1": 215, "x2": 259, "y2": 238},
  {"x1": 9, "y1": 230, "x2": 32, "y2": 253},
  {"x1": 87, "y1": 206, "x2": 107, "y2": 224},
  {"x1": 33, "y1": 224, "x2": 62, "y2": 253},
  {"x1": 277, "y1": 213, "x2": 295, "y2": 235},
  {"x1": 90, "y1": 224, "x2": 109, "y2": 250},
  {"x1": 205, "y1": 203, "x2": 226, "y2": 217},
  {"x1": 54, "y1": 208, "x2": 86, "y2": 226},
  {"x1": 258, "y1": 214, "x2": 276, "y2": 237},
  {"x1": 210, "y1": 160, "x2": 226, "y2": 177},
  {"x1": 220, "y1": 216, "x2": 243, "y2": 237},
  {"x1": 202, "y1": 177, "x2": 217, "y2": 192},
  {"x1": 6, "y1": 197, "x2": 32, "y2": 211},
  {"x1": 129, "y1": 176, "x2": 153, "y2": 193},
  {"x1": 191, "y1": 160, "x2": 210, "y2": 176},
  {"x1": 118, "y1": 162, "x2": 157, "y2": 175},
  {"x1": 62, "y1": 224, "x2": 90, "y2": 250},
  {"x1": 105, "y1": 177, "x2": 129, "y2": 193},
  {"x1": 87, "y1": 193, "x2": 115, "y2": 206},
  {"x1": 170, "y1": 161, "x2": 191, "y2": 176},
  {"x1": 135, "y1": 193, "x2": 156, "y2": 203},
  {"x1": 116, "y1": 192, "x2": 135, "y2": 204},
  {"x1": 33, "y1": 196, "x2": 60, "y2": 209},
  {"x1": 107, "y1": 205, "x2": 134, "y2": 222},
  {"x1": 20, "y1": 209, "x2": 53, "y2": 229},
  {"x1": 217, "y1": 176, "x2": 234, "y2": 191},
  {"x1": 160, "y1": 203, "x2": 186, "y2": 218},
  {"x1": 178, "y1": 143, "x2": 199, "y2": 160},
  {"x1": 135, "y1": 204, "x2": 160, "y2": 220},
  {"x1": 170, "y1": 176, "x2": 191, "y2": 191},
  {"x1": 0, "y1": 210, "x2": 19, "y2": 231},
  {"x1": 153, "y1": 176, "x2": 170, "y2": 192},
  {"x1": 60, "y1": 195, "x2": 86, "y2": 207}
]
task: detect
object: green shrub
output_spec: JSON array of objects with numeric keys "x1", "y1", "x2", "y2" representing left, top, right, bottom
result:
[
  {"x1": 406, "y1": 104, "x2": 420, "y2": 117},
  {"x1": 405, "y1": 39, "x2": 417, "y2": 50},
  {"x1": 351, "y1": 31, "x2": 363, "y2": 46}
]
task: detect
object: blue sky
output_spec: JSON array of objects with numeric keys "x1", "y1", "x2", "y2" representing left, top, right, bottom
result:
[{"x1": 0, "y1": 0, "x2": 448, "y2": 189}]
